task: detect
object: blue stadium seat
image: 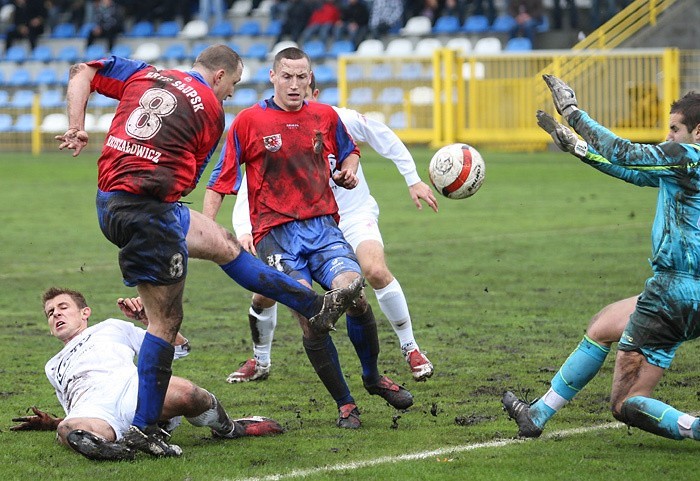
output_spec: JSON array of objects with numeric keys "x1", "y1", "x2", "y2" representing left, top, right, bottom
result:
[
  {"x1": 327, "y1": 40, "x2": 354, "y2": 59},
  {"x1": 317, "y1": 87, "x2": 338, "y2": 105},
  {"x1": 230, "y1": 87, "x2": 258, "y2": 107},
  {"x1": 84, "y1": 43, "x2": 107, "y2": 60},
  {"x1": 462, "y1": 15, "x2": 490, "y2": 34},
  {"x1": 8, "y1": 69, "x2": 33, "y2": 87},
  {"x1": 245, "y1": 42, "x2": 269, "y2": 61},
  {"x1": 398, "y1": 62, "x2": 424, "y2": 80},
  {"x1": 78, "y1": 23, "x2": 95, "y2": 38},
  {"x1": 238, "y1": 19, "x2": 261, "y2": 36},
  {"x1": 312, "y1": 64, "x2": 336, "y2": 84},
  {"x1": 57, "y1": 45, "x2": 80, "y2": 63},
  {"x1": 227, "y1": 42, "x2": 243, "y2": 55},
  {"x1": 13, "y1": 113, "x2": 35, "y2": 132},
  {"x1": 51, "y1": 22, "x2": 77, "y2": 38},
  {"x1": 91, "y1": 93, "x2": 118, "y2": 108},
  {"x1": 111, "y1": 43, "x2": 132, "y2": 57},
  {"x1": 261, "y1": 87, "x2": 274, "y2": 99},
  {"x1": 388, "y1": 111, "x2": 406, "y2": 129},
  {"x1": 32, "y1": 45, "x2": 54, "y2": 62},
  {"x1": 190, "y1": 42, "x2": 209, "y2": 59},
  {"x1": 35, "y1": 67, "x2": 60, "y2": 86},
  {"x1": 11, "y1": 90, "x2": 35, "y2": 108},
  {"x1": 265, "y1": 19, "x2": 282, "y2": 37},
  {"x1": 536, "y1": 15, "x2": 550, "y2": 33},
  {"x1": 0, "y1": 90, "x2": 9, "y2": 107},
  {"x1": 126, "y1": 20, "x2": 155, "y2": 37},
  {"x1": 505, "y1": 37, "x2": 533, "y2": 51},
  {"x1": 303, "y1": 40, "x2": 326, "y2": 61},
  {"x1": 348, "y1": 87, "x2": 373, "y2": 105},
  {"x1": 209, "y1": 20, "x2": 234, "y2": 37},
  {"x1": 370, "y1": 63, "x2": 393, "y2": 81},
  {"x1": 346, "y1": 64, "x2": 364, "y2": 82},
  {"x1": 156, "y1": 20, "x2": 180, "y2": 37},
  {"x1": 490, "y1": 14, "x2": 517, "y2": 33},
  {"x1": 162, "y1": 43, "x2": 188, "y2": 62},
  {"x1": 377, "y1": 87, "x2": 404, "y2": 105},
  {"x1": 4, "y1": 45, "x2": 29, "y2": 63},
  {"x1": 432, "y1": 15, "x2": 461, "y2": 34},
  {"x1": 0, "y1": 113, "x2": 12, "y2": 132},
  {"x1": 40, "y1": 89, "x2": 64, "y2": 108},
  {"x1": 252, "y1": 65, "x2": 271, "y2": 84}
]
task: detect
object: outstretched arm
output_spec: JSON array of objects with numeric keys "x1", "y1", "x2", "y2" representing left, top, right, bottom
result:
[
  {"x1": 55, "y1": 63, "x2": 97, "y2": 156},
  {"x1": 11, "y1": 407, "x2": 62, "y2": 431}
]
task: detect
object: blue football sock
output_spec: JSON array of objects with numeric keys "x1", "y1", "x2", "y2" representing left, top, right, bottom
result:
[
  {"x1": 132, "y1": 332, "x2": 174, "y2": 429},
  {"x1": 346, "y1": 306, "x2": 380, "y2": 382},
  {"x1": 220, "y1": 251, "x2": 319, "y2": 319},
  {"x1": 621, "y1": 396, "x2": 690, "y2": 440},
  {"x1": 303, "y1": 335, "x2": 354, "y2": 407},
  {"x1": 530, "y1": 335, "x2": 610, "y2": 428}
]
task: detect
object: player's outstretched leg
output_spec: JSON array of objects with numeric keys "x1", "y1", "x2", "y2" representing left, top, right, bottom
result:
[
  {"x1": 309, "y1": 276, "x2": 365, "y2": 332},
  {"x1": 212, "y1": 416, "x2": 285, "y2": 438},
  {"x1": 67, "y1": 430, "x2": 136, "y2": 461},
  {"x1": 501, "y1": 391, "x2": 543, "y2": 438},
  {"x1": 405, "y1": 349, "x2": 434, "y2": 382}
]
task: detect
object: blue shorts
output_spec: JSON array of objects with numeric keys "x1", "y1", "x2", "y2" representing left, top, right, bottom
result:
[
  {"x1": 618, "y1": 272, "x2": 700, "y2": 368},
  {"x1": 255, "y1": 215, "x2": 360, "y2": 290},
  {"x1": 96, "y1": 190, "x2": 190, "y2": 287}
]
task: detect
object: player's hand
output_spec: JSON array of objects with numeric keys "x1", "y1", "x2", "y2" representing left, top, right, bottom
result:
[
  {"x1": 542, "y1": 74, "x2": 578, "y2": 118},
  {"x1": 238, "y1": 234, "x2": 257, "y2": 256},
  {"x1": 117, "y1": 297, "x2": 147, "y2": 324},
  {"x1": 11, "y1": 407, "x2": 61, "y2": 431},
  {"x1": 55, "y1": 128, "x2": 89, "y2": 157},
  {"x1": 536, "y1": 110, "x2": 588, "y2": 158},
  {"x1": 332, "y1": 169, "x2": 359, "y2": 189},
  {"x1": 408, "y1": 181, "x2": 438, "y2": 213}
]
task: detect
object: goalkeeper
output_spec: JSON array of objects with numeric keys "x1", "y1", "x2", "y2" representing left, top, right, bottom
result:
[
  {"x1": 503, "y1": 77, "x2": 700, "y2": 441},
  {"x1": 9, "y1": 287, "x2": 283, "y2": 461}
]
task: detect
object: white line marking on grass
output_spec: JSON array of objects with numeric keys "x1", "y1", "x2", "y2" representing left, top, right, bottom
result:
[{"x1": 232, "y1": 422, "x2": 624, "y2": 481}]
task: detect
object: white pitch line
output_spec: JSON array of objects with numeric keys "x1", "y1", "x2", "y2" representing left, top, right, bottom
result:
[{"x1": 231, "y1": 422, "x2": 624, "y2": 481}]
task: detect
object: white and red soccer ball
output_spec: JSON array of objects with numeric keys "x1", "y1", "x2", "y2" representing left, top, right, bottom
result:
[{"x1": 428, "y1": 143, "x2": 485, "y2": 199}]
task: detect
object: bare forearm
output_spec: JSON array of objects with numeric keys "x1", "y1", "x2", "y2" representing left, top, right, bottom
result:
[
  {"x1": 202, "y1": 189, "x2": 225, "y2": 220},
  {"x1": 65, "y1": 63, "x2": 96, "y2": 130}
]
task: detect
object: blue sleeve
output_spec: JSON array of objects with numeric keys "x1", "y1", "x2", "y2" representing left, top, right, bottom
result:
[
  {"x1": 334, "y1": 118, "x2": 358, "y2": 168},
  {"x1": 579, "y1": 146, "x2": 659, "y2": 187},
  {"x1": 91, "y1": 56, "x2": 149, "y2": 82}
]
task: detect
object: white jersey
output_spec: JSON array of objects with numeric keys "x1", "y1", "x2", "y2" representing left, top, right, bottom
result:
[
  {"x1": 45, "y1": 319, "x2": 145, "y2": 417},
  {"x1": 232, "y1": 105, "x2": 422, "y2": 237}
]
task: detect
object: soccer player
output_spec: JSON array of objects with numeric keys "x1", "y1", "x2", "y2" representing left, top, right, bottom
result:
[
  {"x1": 10, "y1": 288, "x2": 283, "y2": 461},
  {"x1": 503, "y1": 76, "x2": 700, "y2": 442},
  {"x1": 227, "y1": 76, "x2": 438, "y2": 384},
  {"x1": 205, "y1": 47, "x2": 413, "y2": 429},
  {"x1": 54, "y1": 45, "x2": 362, "y2": 457}
]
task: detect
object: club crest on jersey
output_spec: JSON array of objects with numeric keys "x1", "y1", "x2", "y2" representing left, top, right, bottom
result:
[{"x1": 263, "y1": 134, "x2": 282, "y2": 152}]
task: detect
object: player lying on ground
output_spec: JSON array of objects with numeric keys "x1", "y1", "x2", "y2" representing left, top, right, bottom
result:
[
  {"x1": 503, "y1": 77, "x2": 700, "y2": 442},
  {"x1": 205, "y1": 47, "x2": 413, "y2": 429},
  {"x1": 10, "y1": 288, "x2": 283, "y2": 461},
  {"x1": 227, "y1": 74, "x2": 437, "y2": 385}
]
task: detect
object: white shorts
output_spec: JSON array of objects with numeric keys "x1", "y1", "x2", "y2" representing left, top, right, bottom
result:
[
  {"x1": 64, "y1": 374, "x2": 138, "y2": 440},
  {"x1": 338, "y1": 196, "x2": 383, "y2": 252}
]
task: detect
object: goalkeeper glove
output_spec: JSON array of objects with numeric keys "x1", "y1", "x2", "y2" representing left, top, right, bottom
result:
[
  {"x1": 536, "y1": 110, "x2": 588, "y2": 158},
  {"x1": 542, "y1": 74, "x2": 579, "y2": 118}
]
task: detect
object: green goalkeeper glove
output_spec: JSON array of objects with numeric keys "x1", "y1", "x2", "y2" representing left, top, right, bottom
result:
[
  {"x1": 542, "y1": 74, "x2": 579, "y2": 118},
  {"x1": 536, "y1": 110, "x2": 588, "y2": 158}
]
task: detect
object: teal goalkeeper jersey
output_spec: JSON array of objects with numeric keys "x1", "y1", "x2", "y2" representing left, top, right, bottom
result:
[{"x1": 568, "y1": 109, "x2": 700, "y2": 276}]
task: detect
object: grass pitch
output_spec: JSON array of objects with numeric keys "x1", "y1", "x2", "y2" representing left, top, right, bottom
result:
[{"x1": 1, "y1": 147, "x2": 698, "y2": 480}]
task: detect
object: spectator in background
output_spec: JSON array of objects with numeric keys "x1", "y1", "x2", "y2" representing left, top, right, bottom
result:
[
  {"x1": 439, "y1": 0, "x2": 466, "y2": 24},
  {"x1": 368, "y1": 0, "x2": 403, "y2": 38},
  {"x1": 589, "y1": 0, "x2": 619, "y2": 30},
  {"x1": 275, "y1": 0, "x2": 312, "y2": 43},
  {"x1": 551, "y1": 0, "x2": 578, "y2": 30},
  {"x1": 199, "y1": 0, "x2": 226, "y2": 25},
  {"x1": 298, "y1": 0, "x2": 340, "y2": 45},
  {"x1": 508, "y1": 0, "x2": 544, "y2": 46},
  {"x1": 86, "y1": 0, "x2": 123, "y2": 52},
  {"x1": 45, "y1": 0, "x2": 87, "y2": 30},
  {"x1": 466, "y1": 0, "x2": 496, "y2": 25},
  {"x1": 4, "y1": 0, "x2": 47, "y2": 51},
  {"x1": 333, "y1": 0, "x2": 368, "y2": 48},
  {"x1": 404, "y1": 0, "x2": 439, "y2": 25}
]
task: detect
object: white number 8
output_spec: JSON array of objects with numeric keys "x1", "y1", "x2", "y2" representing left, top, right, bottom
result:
[{"x1": 126, "y1": 88, "x2": 177, "y2": 140}]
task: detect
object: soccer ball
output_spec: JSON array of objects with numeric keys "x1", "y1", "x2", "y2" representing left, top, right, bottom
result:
[{"x1": 428, "y1": 143, "x2": 485, "y2": 199}]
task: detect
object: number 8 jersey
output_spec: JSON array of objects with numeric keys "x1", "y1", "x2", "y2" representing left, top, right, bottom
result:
[{"x1": 87, "y1": 56, "x2": 225, "y2": 202}]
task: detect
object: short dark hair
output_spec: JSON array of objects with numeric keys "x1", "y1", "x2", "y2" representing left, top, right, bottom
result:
[
  {"x1": 193, "y1": 44, "x2": 243, "y2": 74},
  {"x1": 310, "y1": 72, "x2": 316, "y2": 92},
  {"x1": 273, "y1": 47, "x2": 311, "y2": 71},
  {"x1": 42, "y1": 287, "x2": 88, "y2": 311},
  {"x1": 670, "y1": 91, "x2": 700, "y2": 133}
]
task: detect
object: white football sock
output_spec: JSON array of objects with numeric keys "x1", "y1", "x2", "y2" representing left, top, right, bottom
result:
[
  {"x1": 251, "y1": 304, "x2": 277, "y2": 366},
  {"x1": 374, "y1": 278, "x2": 417, "y2": 353}
]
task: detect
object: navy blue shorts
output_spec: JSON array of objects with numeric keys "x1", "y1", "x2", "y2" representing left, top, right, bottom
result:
[
  {"x1": 255, "y1": 215, "x2": 360, "y2": 290},
  {"x1": 96, "y1": 190, "x2": 190, "y2": 287}
]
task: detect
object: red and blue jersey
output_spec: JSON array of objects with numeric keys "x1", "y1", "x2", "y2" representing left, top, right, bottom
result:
[
  {"x1": 208, "y1": 99, "x2": 360, "y2": 244},
  {"x1": 88, "y1": 56, "x2": 225, "y2": 202}
]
